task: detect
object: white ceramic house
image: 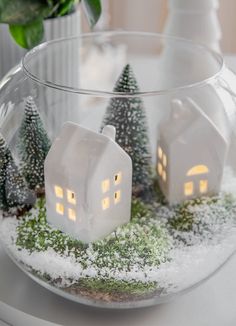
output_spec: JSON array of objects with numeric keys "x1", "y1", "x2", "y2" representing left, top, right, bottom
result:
[
  {"x1": 157, "y1": 98, "x2": 229, "y2": 204},
  {"x1": 44, "y1": 122, "x2": 132, "y2": 243}
]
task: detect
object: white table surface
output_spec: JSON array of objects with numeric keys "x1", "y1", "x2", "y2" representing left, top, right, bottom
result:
[{"x1": 1, "y1": 56, "x2": 236, "y2": 326}]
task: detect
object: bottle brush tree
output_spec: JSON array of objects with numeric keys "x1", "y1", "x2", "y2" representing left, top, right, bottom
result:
[
  {"x1": 101, "y1": 64, "x2": 153, "y2": 197},
  {"x1": 17, "y1": 96, "x2": 51, "y2": 192},
  {"x1": 0, "y1": 134, "x2": 35, "y2": 211}
]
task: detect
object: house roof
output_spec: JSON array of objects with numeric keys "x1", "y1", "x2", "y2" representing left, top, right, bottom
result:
[
  {"x1": 160, "y1": 97, "x2": 230, "y2": 145},
  {"x1": 45, "y1": 122, "x2": 128, "y2": 179}
]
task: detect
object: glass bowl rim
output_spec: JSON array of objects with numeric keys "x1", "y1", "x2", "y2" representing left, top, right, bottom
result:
[{"x1": 22, "y1": 30, "x2": 225, "y2": 98}]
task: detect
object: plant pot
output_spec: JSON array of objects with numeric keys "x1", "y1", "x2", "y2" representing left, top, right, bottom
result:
[{"x1": 0, "y1": 9, "x2": 81, "y2": 79}]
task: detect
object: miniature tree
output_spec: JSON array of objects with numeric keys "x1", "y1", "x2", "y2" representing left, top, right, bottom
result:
[
  {"x1": 0, "y1": 136, "x2": 8, "y2": 210},
  {"x1": 101, "y1": 64, "x2": 153, "y2": 197},
  {"x1": 18, "y1": 96, "x2": 51, "y2": 191},
  {"x1": 0, "y1": 134, "x2": 34, "y2": 210}
]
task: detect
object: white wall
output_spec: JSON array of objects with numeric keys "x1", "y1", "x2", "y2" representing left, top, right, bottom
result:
[{"x1": 81, "y1": 0, "x2": 236, "y2": 54}]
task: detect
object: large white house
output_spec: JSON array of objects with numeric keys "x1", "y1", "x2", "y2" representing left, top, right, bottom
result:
[
  {"x1": 44, "y1": 122, "x2": 132, "y2": 243},
  {"x1": 157, "y1": 97, "x2": 230, "y2": 204}
]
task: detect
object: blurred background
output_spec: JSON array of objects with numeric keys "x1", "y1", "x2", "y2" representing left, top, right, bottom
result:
[
  {"x1": 82, "y1": 0, "x2": 236, "y2": 53},
  {"x1": 0, "y1": 0, "x2": 235, "y2": 80}
]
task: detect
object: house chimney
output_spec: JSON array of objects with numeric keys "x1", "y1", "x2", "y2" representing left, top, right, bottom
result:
[{"x1": 102, "y1": 125, "x2": 116, "y2": 141}]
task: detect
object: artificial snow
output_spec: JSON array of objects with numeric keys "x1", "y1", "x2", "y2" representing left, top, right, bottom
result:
[{"x1": 1, "y1": 167, "x2": 236, "y2": 296}]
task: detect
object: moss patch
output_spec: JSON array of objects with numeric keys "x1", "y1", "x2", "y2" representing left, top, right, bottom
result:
[
  {"x1": 7, "y1": 191, "x2": 236, "y2": 302},
  {"x1": 77, "y1": 277, "x2": 156, "y2": 295},
  {"x1": 168, "y1": 196, "x2": 219, "y2": 232},
  {"x1": 15, "y1": 198, "x2": 171, "y2": 297}
]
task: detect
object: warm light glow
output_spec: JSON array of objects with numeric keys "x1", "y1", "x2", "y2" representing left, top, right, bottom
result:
[
  {"x1": 162, "y1": 171, "x2": 166, "y2": 182},
  {"x1": 187, "y1": 165, "x2": 209, "y2": 176},
  {"x1": 158, "y1": 163, "x2": 163, "y2": 176},
  {"x1": 114, "y1": 172, "x2": 122, "y2": 185},
  {"x1": 56, "y1": 203, "x2": 64, "y2": 215},
  {"x1": 163, "y1": 154, "x2": 167, "y2": 167},
  {"x1": 184, "y1": 182, "x2": 194, "y2": 196},
  {"x1": 55, "y1": 185, "x2": 63, "y2": 198},
  {"x1": 102, "y1": 197, "x2": 110, "y2": 210},
  {"x1": 102, "y1": 179, "x2": 110, "y2": 193},
  {"x1": 200, "y1": 180, "x2": 208, "y2": 194},
  {"x1": 67, "y1": 189, "x2": 76, "y2": 205},
  {"x1": 114, "y1": 190, "x2": 121, "y2": 204},
  {"x1": 158, "y1": 146, "x2": 163, "y2": 159},
  {"x1": 68, "y1": 208, "x2": 76, "y2": 221}
]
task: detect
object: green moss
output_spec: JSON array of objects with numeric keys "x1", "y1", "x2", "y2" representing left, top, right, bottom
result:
[
  {"x1": 131, "y1": 198, "x2": 153, "y2": 219},
  {"x1": 168, "y1": 196, "x2": 220, "y2": 232},
  {"x1": 16, "y1": 198, "x2": 171, "y2": 291},
  {"x1": 14, "y1": 192, "x2": 236, "y2": 299},
  {"x1": 77, "y1": 277, "x2": 157, "y2": 295},
  {"x1": 16, "y1": 198, "x2": 86, "y2": 254},
  {"x1": 93, "y1": 216, "x2": 170, "y2": 269}
]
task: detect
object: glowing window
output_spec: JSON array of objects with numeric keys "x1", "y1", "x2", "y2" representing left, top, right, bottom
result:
[
  {"x1": 187, "y1": 165, "x2": 209, "y2": 176},
  {"x1": 158, "y1": 163, "x2": 163, "y2": 176},
  {"x1": 200, "y1": 180, "x2": 208, "y2": 194},
  {"x1": 162, "y1": 171, "x2": 166, "y2": 182},
  {"x1": 67, "y1": 190, "x2": 76, "y2": 205},
  {"x1": 184, "y1": 182, "x2": 194, "y2": 196},
  {"x1": 68, "y1": 208, "x2": 76, "y2": 221},
  {"x1": 158, "y1": 146, "x2": 163, "y2": 159},
  {"x1": 114, "y1": 172, "x2": 122, "y2": 185},
  {"x1": 55, "y1": 185, "x2": 63, "y2": 198},
  {"x1": 56, "y1": 203, "x2": 64, "y2": 215},
  {"x1": 102, "y1": 197, "x2": 110, "y2": 210},
  {"x1": 102, "y1": 179, "x2": 110, "y2": 193},
  {"x1": 163, "y1": 154, "x2": 167, "y2": 167},
  {"x1": 114, "y1": 190, "x2": 121, "y2": 204}
]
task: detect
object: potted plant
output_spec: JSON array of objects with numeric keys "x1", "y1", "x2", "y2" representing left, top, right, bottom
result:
[{"x1": 0, "y1": 0, "x2": 101, "y2": 77}]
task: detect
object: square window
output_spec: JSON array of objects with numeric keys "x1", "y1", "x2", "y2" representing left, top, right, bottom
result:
[
  {"x1": 114, "y1": 190, "x2": 121, "y2": 204},
  {"x1": 158, "y1": 146, "x2": 163, "y2": 159},
  {"x1": 114, "y1": 172, "x2": 122, "y2": 185},
  {"x1": 184, "y1": 182, "x2": 194, "y2": 196},
  {"x1": 67, "y1": 189, "x2": 76, "y2": 205},
  {"x1": 55, "y1": 185, "x2": 63, "y2": 198},
  {"x1": 157, "y1": 163, "x2": 163, "y2": 176},
  {"x1": 102, "y1": 197, "x2": 110, "y2": 210},
  {"x1": 200, "y1": 180, "x2": 208, "y2": 194},
  {"x1": 68, "y1": 208, "x2": 76, "y2": 221},
  {"x1": 102, "y1": 179, "x2": 110, "y2": 193},
  {"x1": 56, "y1": 203, "x2": 64, "y2": 215},
  {"x1": 163, "y1": 154, "x2": 167, "y2": 167},
  {"x1": 162, "y1": 171, "x2": 166, "y2": 182}
]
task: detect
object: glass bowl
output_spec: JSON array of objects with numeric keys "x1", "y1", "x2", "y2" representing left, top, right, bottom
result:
[{"x1": 1, "y1": 31, "x2": 236, "y2": 309}]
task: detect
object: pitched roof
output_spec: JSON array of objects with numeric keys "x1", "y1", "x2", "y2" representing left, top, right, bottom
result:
[
  {"x1": 160, "y1": 97, "x2": 230, "y2": 144},
  {"x1": 45, "y1": 122, "x2": 125, "y2": 179}
]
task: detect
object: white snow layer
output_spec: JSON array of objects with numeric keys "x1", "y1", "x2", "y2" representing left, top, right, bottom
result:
[{"x1": 1, "y1": 166, "x2": 236, "y2": 295}]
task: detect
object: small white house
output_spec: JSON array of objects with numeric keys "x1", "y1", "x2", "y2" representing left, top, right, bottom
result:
[
  {"x1": 157, "y1": 97, "x2": 229, "y2": 204},
  {"x1": 44, "y1": 122, "x2": 132, "y2": 243}
]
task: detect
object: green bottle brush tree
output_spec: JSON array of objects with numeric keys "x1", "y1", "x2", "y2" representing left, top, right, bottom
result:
[{"x1": 101, "y1": 64, "x2": 154, "y2": 199}]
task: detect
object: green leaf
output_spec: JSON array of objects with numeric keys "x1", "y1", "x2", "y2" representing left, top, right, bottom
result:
[
  {"x1": 9, "y1": 20, "x2": 44, "y2": 49},
  {"x1": 0, "y1": 0, "x2": 52, "y2": 24},
  {"x1": 82, "y1": 0, "x2": 101, "y2": 27},
  {"x1": 56, "y1": 0, "x2": 75, "y2": 17}
]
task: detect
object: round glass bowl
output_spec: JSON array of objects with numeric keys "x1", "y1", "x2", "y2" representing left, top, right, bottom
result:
[{"x1": 1, "y1": 31, "x2": 236, "y2": 309}]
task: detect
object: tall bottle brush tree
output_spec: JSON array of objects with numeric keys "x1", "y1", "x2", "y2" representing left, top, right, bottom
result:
[
  {"x1": 18, "y1": 96, "x2": 51, "y2": 192},
  {"x1": 101, "y1": 64, "x2": 153, "y2": 197},
  {"x1": 0, "y1": 134, "x2": 34, "y2": 211}
]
